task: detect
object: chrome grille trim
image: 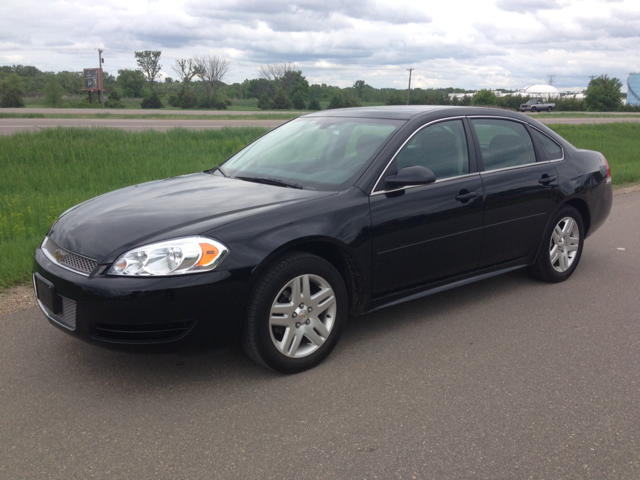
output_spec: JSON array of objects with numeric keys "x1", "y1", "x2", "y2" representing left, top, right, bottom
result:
[
  {"x1": 42, "y1": 237, "x2": 97, "y2": 276},
  {"x1": 35, "y1": 295, "x2": 77, "y2": 331}
]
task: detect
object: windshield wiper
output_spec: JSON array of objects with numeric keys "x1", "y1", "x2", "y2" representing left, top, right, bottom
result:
[{"x1": 235, "y1": 176, "x2": 303, "y2": 189}]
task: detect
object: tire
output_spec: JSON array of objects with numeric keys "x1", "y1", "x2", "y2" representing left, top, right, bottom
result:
[
  {"x1": 547, "y1": 106, "x2": 553, "y2": 112},
  {"x1": 528, "y1": 205, "x2": 584, "y2": 283},
  {"x1": 531, "y1": 107, "x2": 537, "y2": 113},
  {"x1": 242, "y1": 252, "x2": 348, "y2": 373}
]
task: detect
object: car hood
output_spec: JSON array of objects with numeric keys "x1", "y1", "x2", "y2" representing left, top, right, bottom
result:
[{"x1": 49, "y1": 172, "x2": 334, "y2": 262}]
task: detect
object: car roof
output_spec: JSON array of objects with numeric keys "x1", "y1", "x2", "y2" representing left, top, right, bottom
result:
[
  {"x1": 302, "y1": 105, "x2": 533, "y2": 121},
  {"x1": 303, "y1": 105, "x2": 456, "y2": 120}
]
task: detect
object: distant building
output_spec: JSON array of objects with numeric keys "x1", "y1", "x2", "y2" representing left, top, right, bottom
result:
[
  {"x1": 517, "y1": 84, "x2": 561, "y2": 100},
  {"x1": 628, "y1": 73, "x2": 640, "y2": 106}
]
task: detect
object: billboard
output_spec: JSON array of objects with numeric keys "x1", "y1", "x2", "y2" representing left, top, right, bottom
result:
[{"x1": 83, "y1": 68, "x2": 103, "y2": 91}]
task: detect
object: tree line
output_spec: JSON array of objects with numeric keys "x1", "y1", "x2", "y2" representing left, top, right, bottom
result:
[{"x1": 0, "y1": 51, "x2": 635, "y2": 112}]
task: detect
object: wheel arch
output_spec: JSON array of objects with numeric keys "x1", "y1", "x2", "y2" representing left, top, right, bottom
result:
[
  {"x1": 247, "y1": 237, "x2": 368, "y2": 317},
  {"x1": 561, "y1": 197, "x2": 591, "y2": 236}
]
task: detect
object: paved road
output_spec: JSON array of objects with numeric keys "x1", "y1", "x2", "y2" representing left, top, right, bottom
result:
[
  {"x1": 1, "y1": 192, "x2": 639, "y2": 479},
  {"x1": 0, "y1": 107, "x2": 305, "y2": 116},
  {"x1": 2, "y1": 110, "x2": 640, "y2": 135},
  {"x1": 0, "y1": 118, "x2": 287, "y2": 136}
]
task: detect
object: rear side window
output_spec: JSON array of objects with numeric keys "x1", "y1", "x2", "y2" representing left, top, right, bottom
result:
[
  {"x1": 471, "y1": 119, "x2": 536, "y2": 171},
  {"x1": 531, "y1": 129, "x2": 563, "y2": 161}
]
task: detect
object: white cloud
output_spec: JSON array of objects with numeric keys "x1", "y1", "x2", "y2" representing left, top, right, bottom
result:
[{"x1": 0, "y1": 0, "x2": 638, "y2": 91}]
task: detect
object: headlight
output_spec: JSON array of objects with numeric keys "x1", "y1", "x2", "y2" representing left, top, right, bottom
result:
[{"x1": 107, "y1": 237, "x2": 229, "y2": 276}]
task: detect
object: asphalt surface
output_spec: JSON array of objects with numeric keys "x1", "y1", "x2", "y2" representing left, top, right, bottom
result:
[
  {"x1": 1, "y1": 110, "x2": 640, "y2": 135},
  {"x1": 1, "y1": 191, "x2": 639, "y2": 478}
]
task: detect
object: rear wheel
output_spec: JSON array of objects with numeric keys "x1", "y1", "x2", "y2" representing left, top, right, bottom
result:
[
  {"x1": 242, "y1": 252, "x2": 348, "y2": 373},
  {"x1": 528, "y1": 205, "x2": 584, "y2": 283},
  {"x1": 547, "y1": 106, "x2": 553, "y2": 112}
]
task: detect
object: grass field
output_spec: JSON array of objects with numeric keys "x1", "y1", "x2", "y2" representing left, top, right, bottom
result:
[
  {"x1": 0, "y1": 112, "x2": 302, "y2": 120},
  {"x1": 0, "y1": 123, "x2": 638, "y2": 289},
  {"x1": 548, "y1": 123, "x2": 640, "y2": 186},
  {"x1": 0, "y1": 127, "x2": 267, "y2": 288}
]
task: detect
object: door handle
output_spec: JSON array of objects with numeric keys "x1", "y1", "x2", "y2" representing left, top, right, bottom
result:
[
  {"x1": 538, "y1": 175, "x2": 557, "y2": 185},
  {"x1": 455, "y1": 191, "x2": 479, "y2": 202}
]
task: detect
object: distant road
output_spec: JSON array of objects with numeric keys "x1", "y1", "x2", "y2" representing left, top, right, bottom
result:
[
  {"x1": 0, "y1": 118, "x2": 287, "y2": 136},
  {"x1": 0, "y1": 107, "x2": 304, "y2": 116},
  {"x1": 1, "y1": 109, "x2": 640, "y2": 136}
]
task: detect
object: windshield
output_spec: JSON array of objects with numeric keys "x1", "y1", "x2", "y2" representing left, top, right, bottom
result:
[{"x1": 221, "y1": 116, "x2": 404, "y2": 191}]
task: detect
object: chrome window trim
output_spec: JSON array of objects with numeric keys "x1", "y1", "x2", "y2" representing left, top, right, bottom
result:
[
  {"x1": 370, "y1": 116, "x2": 468, "y2": 196},
  {"x1": 469, "y1": 115, "x2": 558, "y2": 173},
  {"x1": 469, "y1": 115, "x2": 566, "y2": 164},
  {"x1": 371, "y1": 172, "x2": 481, "y2": 197},
  {"x1": 41, "y1": 236, "x2": 94, "y2": 277},
  {"x1": 479, "y1": 161, "x2": 551, "y2": 176}
]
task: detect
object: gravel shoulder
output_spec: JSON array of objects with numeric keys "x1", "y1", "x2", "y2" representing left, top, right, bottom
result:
[{"x1": 2, "y1": 184, "x2": 640, "y2": 317}]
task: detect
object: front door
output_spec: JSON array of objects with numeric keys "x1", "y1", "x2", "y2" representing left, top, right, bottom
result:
[{"x1": 370, "y1": 118, "x2": 484, "y2": 295}]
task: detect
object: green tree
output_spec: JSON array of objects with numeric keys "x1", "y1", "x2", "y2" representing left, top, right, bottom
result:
[
  {"x1": 308, "y1": 98, "x2": 321, "y2": 110},
  {"x1": 0, "y1": 73, "x2": 25, "y2": 107},
  {"x1": 117, "y1": 69, "x2": 145, "y2": 98},
  {"x1": 353, "y1": 80, "x2": 367, "y2": 99},
  {"x1": 384, "y1": 91, "x2": 404, "y2": 105},
  {"x1": 281, "y1": 70, "x2": 309, "y2": 100},
  {"x1": 584, "y1": 75, "x2": 622, "y2": 111},
  {"x1": 292, "y1": 91, "x2": 307, "y2": 110},
  {"x1": 141, "y1": 90, "x2": 163, "y2": 109},
  {"x1": 471, "y1": 89, "x2": 498, "y2": 106},
  {"x1": 271, "y1": 88, "x2": 293, "y2": 109},
  {"x1": 135, "y1": 50, "x2": 162, "y2": 86},
  {"x1": 43, "y1": 75, "x2": 65, "y2": 107},
  {"x1": 56, "y1": 71, "x2": 83, "y2": 94}
]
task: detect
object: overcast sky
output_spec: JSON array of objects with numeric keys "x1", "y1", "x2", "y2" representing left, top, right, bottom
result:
[{"x1": 1, "y1": 0, "x2": 639, "y2": 92}]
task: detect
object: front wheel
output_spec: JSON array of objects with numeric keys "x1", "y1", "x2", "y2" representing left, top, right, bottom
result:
[
  {"x1": 528, "y1": 205, "x2": 584, "y2": 283},
  {"x1": 531, "y1": 106, "x2": 537, "y2": 112},
  {"x1": 242, "y1": 252, "x2": 348, "y2": 373}
]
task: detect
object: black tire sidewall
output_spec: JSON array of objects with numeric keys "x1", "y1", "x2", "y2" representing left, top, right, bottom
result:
[{"x1": 246, "y1": 253, "x2": 348, "y2": 373}]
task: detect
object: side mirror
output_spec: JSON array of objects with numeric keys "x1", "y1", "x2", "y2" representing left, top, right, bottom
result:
[{"x1": 385, "y1": 165, "x2": 436, "y2": 188}]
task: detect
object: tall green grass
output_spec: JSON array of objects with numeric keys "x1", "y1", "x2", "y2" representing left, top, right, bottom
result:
[
  {"x1": 0, "y1": 127, "x2": 267, "y2": 288},
  {"x1": 548, "y1": 123, "x2": 640, "y2": 185}
]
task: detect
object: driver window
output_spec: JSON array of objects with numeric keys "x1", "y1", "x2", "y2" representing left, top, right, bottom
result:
[{"x1": 395, "y1": 120, "x2": 469, "y2": 180}]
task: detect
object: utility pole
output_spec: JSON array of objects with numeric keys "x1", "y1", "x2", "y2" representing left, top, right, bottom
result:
[
  {"x1": 406, "y1": 68, "x2": 414, "y2": 105},
  {"x1": 98, "y1": 49, "x2": 104, "y2": 107}
]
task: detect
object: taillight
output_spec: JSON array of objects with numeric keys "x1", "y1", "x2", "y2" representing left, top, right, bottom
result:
[{"x1": 602, "y1": 154, "x2": 611, "y2": 183}]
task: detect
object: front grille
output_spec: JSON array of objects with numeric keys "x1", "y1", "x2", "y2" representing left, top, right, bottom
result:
[
  {"x1": 38, "y1": 296, "x2": 77, "y2": 330},
  {"x1": 91, "y1": 321, "x2": 195, "y2": 344},
  {"x1": 42, "y1": 237, "x2": 97, "y2": 275}
]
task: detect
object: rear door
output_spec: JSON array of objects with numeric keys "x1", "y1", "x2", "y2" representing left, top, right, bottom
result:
[{"x1": 469, "y1": 117, "x2": 558, "y2": 268}]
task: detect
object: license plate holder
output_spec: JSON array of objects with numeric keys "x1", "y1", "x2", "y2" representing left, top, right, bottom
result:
[{"x1": 34, "y1": 273, "x2": 62, "y2": 314}]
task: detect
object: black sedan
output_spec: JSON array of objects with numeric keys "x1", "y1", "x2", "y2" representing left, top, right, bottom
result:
[{"x1": 33, "y1": 106, "x2": 613, "y2": 373}]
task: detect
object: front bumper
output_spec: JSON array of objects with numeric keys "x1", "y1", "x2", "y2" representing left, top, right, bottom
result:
[{"x1": 33, "y1": 247, "x2": 250, "y2": 352}]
